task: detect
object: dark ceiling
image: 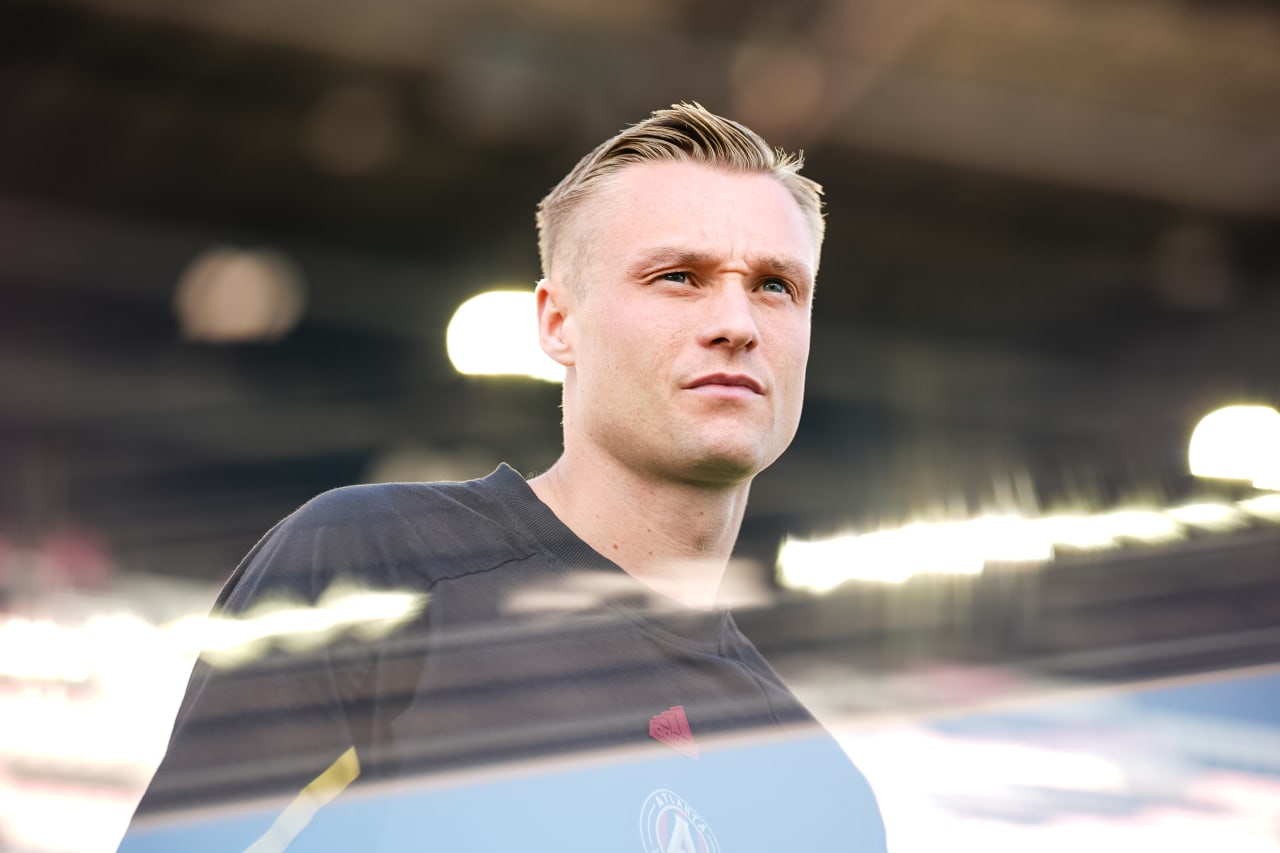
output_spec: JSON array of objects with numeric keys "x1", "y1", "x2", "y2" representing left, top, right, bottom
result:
[{"x1": 1, "y1": 0, "x2": 1279, "y2": 683}]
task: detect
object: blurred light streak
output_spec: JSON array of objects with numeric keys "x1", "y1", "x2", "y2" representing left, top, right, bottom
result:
[
  {"x1": 1166, "y1": 502, "x2": 1246, "y2": 531},
  {"x1": 1239, "y1": 493, "x2": 1280, "y2": 521},
  {"x1": 1084, "y1": 509, "x2": 1181, "y2": 545},
  {"x1": 0, "y1": 617, "x2": 92, "y2": 682},
  {"x1": 1189, "y1": 405, "x2": 1280, "y2": 490},
  {"x1": 446, "y1": 290, "x2": 565, "y2": 382},
  {"x1": 174, "y1": 584, "x2": 428, "y2": 669},
  {"x1": 174, "y1": 247, "x2": 307, "y2": 343},
  {"x1": 0, "y1": 581, "x2": 429, "y2": 849},
  {"x1": 1022, "y1": 514, "x2": 1100, "y2": 551},
  {"x1": 779, "y1": 495, "x2": 1274, "y2": 592},
  {"x1": 971, "y1": 515, "x2": 1055, "y2": 563},
  {"x1": 779, "y1": 519, "x2": 1009, "y2": 590},
  {"x1": 0, "y1": 586, "x2": 426, "y2": 683}
]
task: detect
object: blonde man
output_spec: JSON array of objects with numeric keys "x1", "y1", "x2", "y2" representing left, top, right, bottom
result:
[{"x1": 122, "y1": 104, "x2": 885, "y2": 853}]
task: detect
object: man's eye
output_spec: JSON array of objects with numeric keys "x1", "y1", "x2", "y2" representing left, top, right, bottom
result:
[
  {"x1": 661, "y1": 271, "x2": 688, "y2": 283},
  {"x1": 760, "y1": 278, "x2": 789, "y2": 294}
]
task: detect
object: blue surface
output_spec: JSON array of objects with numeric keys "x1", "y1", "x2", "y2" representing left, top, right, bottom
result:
[{"x1": 121, "y1": 731, "x2": 885, "y2": 852}]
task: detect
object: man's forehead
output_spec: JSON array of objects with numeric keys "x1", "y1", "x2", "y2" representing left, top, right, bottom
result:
[{"x1": 596, "y1": 163, "x2": 816, "y2": 255}]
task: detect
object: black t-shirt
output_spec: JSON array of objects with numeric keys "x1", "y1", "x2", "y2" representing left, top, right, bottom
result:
[{"x1": 121, "y1": 466, "x2": 886, "y2": 851}]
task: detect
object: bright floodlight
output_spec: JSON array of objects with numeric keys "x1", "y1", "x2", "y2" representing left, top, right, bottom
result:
[
  {"x1": 1188, "y1": 405, "x2": 1280, "y2": 490},
  {"x1": 446, "y1": 291, "x2": 564, "y2": 383}
]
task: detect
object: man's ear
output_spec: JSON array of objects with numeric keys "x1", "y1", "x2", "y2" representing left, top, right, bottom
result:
[{"x1": 535, "y1": 278, "x2": 576, "y2": 367}]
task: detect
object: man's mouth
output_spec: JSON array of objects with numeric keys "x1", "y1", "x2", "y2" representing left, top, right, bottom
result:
[{"x1": 685, "y1": 373, "x2": 764, "y2": 395}]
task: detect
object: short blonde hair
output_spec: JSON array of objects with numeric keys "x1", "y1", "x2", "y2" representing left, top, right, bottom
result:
[{"x1": 536, "y1": 103, "x2": 824, "y2": 289}]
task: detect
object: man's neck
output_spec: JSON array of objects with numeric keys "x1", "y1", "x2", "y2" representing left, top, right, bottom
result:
[{"x1": 528, "y1": 451, "x2": 751, "y2": 610}]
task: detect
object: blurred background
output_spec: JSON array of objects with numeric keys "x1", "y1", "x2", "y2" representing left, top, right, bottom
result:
[{"x1": 1, "y1": 0, "x2": 1279, "y2": 849}]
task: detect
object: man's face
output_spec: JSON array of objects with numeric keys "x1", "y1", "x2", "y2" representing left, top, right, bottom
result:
[{"x1": 548, "y1": 160, "x2": 817, "y2": 487}]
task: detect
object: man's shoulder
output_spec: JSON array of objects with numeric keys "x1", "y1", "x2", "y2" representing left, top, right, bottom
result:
[
  {"x1": 284, "y1": 467, "x2": 516, "y2": 531},
  {"x1": 259, "y1": 466, "x2": 540, "y2": 583},
  {"x1": 289, "y1": 481, "x2": 448, "y2": 527}
]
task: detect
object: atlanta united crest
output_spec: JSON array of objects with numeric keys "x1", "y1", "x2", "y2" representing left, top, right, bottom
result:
[{"x1": 639, "y1": 788, "x2": 721, "y2": 853}]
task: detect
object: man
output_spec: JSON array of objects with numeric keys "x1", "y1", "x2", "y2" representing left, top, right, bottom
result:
[{"x1": 120, "y1": 104, "x2": 885, "y2": 852}]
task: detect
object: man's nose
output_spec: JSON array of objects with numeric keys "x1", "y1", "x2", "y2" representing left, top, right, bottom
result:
[{"x1": 699, "y1": 282, "x2": 759, "y2": 351}]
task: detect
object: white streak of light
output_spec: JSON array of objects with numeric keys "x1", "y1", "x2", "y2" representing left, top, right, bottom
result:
[
  {"x1": 777, "y1": 496, "x2": 1261, "y2": 591},
  {"x1": 1166, "y1": 502, "x2": 1246, "y2": 531},
  {"x1": 1240, "y1": 493, "x2": 1280, "y2": 521}
]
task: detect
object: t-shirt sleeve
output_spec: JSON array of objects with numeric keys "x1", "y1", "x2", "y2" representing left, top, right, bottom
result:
[{"x1": 122, "y1": 491, "x2": 425, "y2": 826}]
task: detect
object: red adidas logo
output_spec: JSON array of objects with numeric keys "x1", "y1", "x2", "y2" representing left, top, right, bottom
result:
[{"x1": 649, "y1": 705, "x2": 699, "y2": 759}]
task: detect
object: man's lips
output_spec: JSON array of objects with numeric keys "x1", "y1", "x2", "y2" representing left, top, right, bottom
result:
[{"x1": 685, "y1": 373, "x2": 764, "y2": 395}]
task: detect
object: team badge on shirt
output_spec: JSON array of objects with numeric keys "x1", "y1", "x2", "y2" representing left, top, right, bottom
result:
[
  {"x1": 649, "y1": 705, "x2": 699, "y2": 759},
  {"x1": 639, "y1": 788, "x2": 720, "y2": 853}
]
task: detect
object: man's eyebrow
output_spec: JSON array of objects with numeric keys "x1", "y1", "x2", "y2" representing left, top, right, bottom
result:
[
  {"x1": 626, "y1": 248, "x2": 717, "y2": 276},
  {"x1": 627, "y1": 247, "x2": 813, "y2": 282},
  {"x1": 756, "y1": 255, "x2": 814, "y2": 285}
]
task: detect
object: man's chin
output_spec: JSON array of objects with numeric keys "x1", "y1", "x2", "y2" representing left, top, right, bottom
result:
[{"x1": 677, "y1": 448, "x2": 775, "y2": 489}]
